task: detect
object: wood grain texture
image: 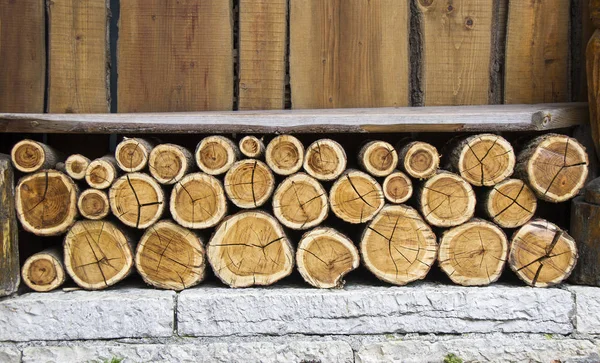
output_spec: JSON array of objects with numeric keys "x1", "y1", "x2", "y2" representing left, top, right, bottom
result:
[
  {"x1": 289, "y1": 0, "x2": 409, "y2": 109},
  {"x1": 118, "y1": 0, "x2": 233, "y2": 112},
  {"x1": 587, "y1": 29, "x2": 600, "y2": 160},
  {"x1": 47, "y1": 0, "x2": 110, "y2": 113},
  {"x1": 504, "y1": 0, "x2": 570, "y2": 104},
  {"x1": 0, "y1": 154, "x2": 19, "y2": 296},
  {"x1": 0, "y1": 0, "x2": 45, "y2": 112},
  {"x1": 415, "y1": 0, "x2": 494, "y2": 105},
  {"x1": 238, "y1": 0, "x2": 286, "y2": 110}
]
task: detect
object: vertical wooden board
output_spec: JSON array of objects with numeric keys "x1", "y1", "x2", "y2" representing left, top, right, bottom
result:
[
  {"x1": 47, "y1": 0, "x2": 110, "y2": 113},
  {"x1": 504, "y1": 0, "x2": 570, "y2": 104},
  {"x1": 238, "y1": 0, "x2": 287, "y2": 110},
  {"x1": 0, "y1": 154, "x2": 19, "y2": 296},
  {"x1": 416, "y1": 0, "x2": 494, "y2": 106},
  {"x1": 118, "y1": 0, "x2": 233, "y2": 112},
  {"x1": 289, "y1": 0, "x2": 409, "y2": 109},
  {"x1": 0, "y1": 1, "x2": 45, "y2": 112}
]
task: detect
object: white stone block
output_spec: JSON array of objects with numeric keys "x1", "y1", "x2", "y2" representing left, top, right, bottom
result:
[
  {"x1": 0, "y1": 347, "x2": 20, "y2": 363},
  {"x1": 0, "y1": 288, "x2": 175, "y2": 341},
  {"x1": 178, "y1": 283, "x2": 574, "y2": 336}
]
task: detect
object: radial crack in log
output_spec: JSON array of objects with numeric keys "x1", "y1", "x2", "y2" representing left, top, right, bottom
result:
[
  {"x1": 148, "y1": 143, "x2": 194, "y2": 185},
  {"x1": 224, "y1": 159, "x2": 275, "y2": 209},
  {"x1": 273, "y1": 173, "x2": 328, "y2": 230},
  {"x1": 109, "y1": 173, "x2": 165, "y2": 229},
  {"x1": 85, "y1": 156, "x2": 119, "y2": 190},
  {"x1": 481, "y1": 178, "x2": 537, "y2": 228},
  {"x1": 170, "y1": 172, "x2": 227, "y2": 229},
  {"x1": 330, "y1": 170, "x2": 385, "y2": 224},
  {"x1": 303, "y1": 139, "x2": 347, "y2": 181},
  {"x1": 418, "y1": 171, "x2": 476, "y2": 227},
  {"x1": 358, "y1": 140, "x2": 398, "y2": 177}
]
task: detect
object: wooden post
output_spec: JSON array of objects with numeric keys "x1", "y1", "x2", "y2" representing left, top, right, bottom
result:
[
  {"x1": 570, "y1": 177, "x2": 600, "y2": 285},
  {"x1": 0, "y1": 154, "x2": 19, "y2": 296},
  {"x1": 587, "y1": 0, "x2": 600, "y2": 160}
]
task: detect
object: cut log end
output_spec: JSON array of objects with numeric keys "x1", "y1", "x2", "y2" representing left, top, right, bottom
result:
[
  {"x1": 297, "y1": 227, "x2": 359, "y2": 288},
  {"x1": 64, "y1": 154, "x2": 90, "y2": 180},
  {"x1": 483, "y1": 178, "x2": 537, "y2": 228},
  {"x1": 64, "y1": 220, "x2": 134, "y2": 290},
  {"x1": 11, "y1": 139, "x2": 61, "y2": 173},
  {"x1": 195, "y1": 136, "x2": 239, "y2": 175},
  {"x1": 239, "y1": 136, "x2": 265, "y2": 158},
  {"x1": 358, "y1": 141, "x2": 398, "y2": 177},
  {"x1": 420, "y1": 171, "x2": 476, "y2": 227},
  {"x1": 207, "y1": 211, "x2": 294, "y2": 288},
  {"x1": 148, "y1": 143, "x2": 194, "y2": 185},
  {"x1": 509, "y1": 219, "x2": 578, "y2": 287},
  {"x1": 399, "y1": 141, "x2": 439, "y2": 179},
  {"x1": 265, "y1": 135, "x2": 304, "y2": 175},
  {"x1": 451, "y1": 134, "x2": 515, "y2": 186},
  {"x1": 273, "y1": 173, "x2": 328, "y2": 230},
  {"x1": 15, "y1": 170, "x2": 79, "y2": 236},
  {"x1": 109, "y1": 173, "x2": 165, "y2": 229},
  {"x1": 224, "y1": 159, "x2": 275, "y2": 209},
  {"x1": 330, "y1": 170, "x2": 384, "y2": 224},
  {"x1": 135, "y1": 220, "x2": 206, "y2": 290},
  {"x1": 361, "y1": 205, "x2": 438, "y2": 285},
  {"x1": 382, "y1": 171, "x2": 413, "y2": 204},
  {"x1": 21, "y1": 248, "x2": 66, "y2": 292},
  {"x1": 517, "y1": 134, "x2": 589, "y2": 202},
  {"x1": 85, "y1": 156, "x2": 118, "y2": 189},
  {"x1": 170, "y1": 172, "x2": 227, "y2": 229},
  {"x1": 439, "y1": 219, "x2": 508, "y2": 286},
  {"x1": 303, "y1": 139, "x2": 347, "y2": 181},
  {"x1": 115, "y1": 137, "x2": 153, "y2": 172},
  {"x1": 78, "y1": 189, "x2": 110, "y2": 220}
]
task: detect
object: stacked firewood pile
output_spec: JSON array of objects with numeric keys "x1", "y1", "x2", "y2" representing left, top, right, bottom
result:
[{"x1": 11, "y1": 133, "x2": 589, "y2": 291}]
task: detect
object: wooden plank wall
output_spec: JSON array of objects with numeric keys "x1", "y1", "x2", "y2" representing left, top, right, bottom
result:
[{"x1": 0, "y1": 0, "x2": 587, "y2": 112}]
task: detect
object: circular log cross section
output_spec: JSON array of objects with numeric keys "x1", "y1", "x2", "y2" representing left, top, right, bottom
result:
[
  {"x1": 207, "y1": 211, "x2": 294, "y2": 287},
  {"x1": 303, "y1": 139, "x2": 347, "y2": 181},
  {"x1": 195, "y1": 136, "x2": 239, "y2": 175},
  {"x1": 509, "y1": 219, "x2": 578, "y2": 287},
  {"x1": 115, "y1": 137, "x2": 153, "y2": 172},
  {"x1": 517, "y1": 134, "x2": 589, "y2": 202},
  {"x1": 11, "y1": 139, "x2": 60, "y2": 173},
  {"x1": 148, "y1": 144, "x2": 194, "y2": 185},
  {"x1": 239, "y1": 136, "x2": 265, "y2": 158},
  {"x1": 438, "y1": 219, "x2": 508, "y2": 286},
  {"x1": 296, "y1": 227, "x2": 359, "y2": 288},
  {"x1": 135, "y1": 220, "x2": 206, "y2": 290},
  {"x1": 358, "y1": 141, "x2": 398, "y2": 177},
  {"x1": 15, "y1": 170, "x2": 79, "y2": 236},
  {"x1": 64, "y1": 154, "x2": 90, "y2": 180},
  {"x1": 330, "y1": 170, "x2": 384, "y2": 224},
  {"x1": 78, "y1": 189, "x2": 110, "y2": 220},
  {"x1": 272, "y1": 173, "x2": 329, "y2": 230},
  {"x1": 451, "y1": 134, "x2": 515, "y2": 187},
  {"x1": 382, "y1": 171, "x2": 413, "y2": 204},
  {"x1": 361, "y1": 205, "x2": 437, "y2": 285},
  {"x1": 109, "y1": 173, "x2": 165, "y2": 229},
  {"x1": 64, "y1": 220, "x2": 134, "y2": 290},
  {"x1": 224, "y1": 159, "x2": 275, "y2": 209},
  {"x1": 398, "y1": 141, "x2": 439, "y2": 179},
  {"x1": 21, "y1": 249, "x2": 65, "y2": 292},
  {"x1": 265, "y1": 135, "x2": 304, "y2": 176},
  {"x1": 482, "y1": 179, "x2": 537, "y2": 228},
  {"x1": 85, "y1": 156, "x2": 119, "y2": 190},
  {"x1": 170, "y1": 172, "x2": 228, "y2": 229},
  {"x1": 420, "y1": 171, "x2": 476, "y2": 227}
]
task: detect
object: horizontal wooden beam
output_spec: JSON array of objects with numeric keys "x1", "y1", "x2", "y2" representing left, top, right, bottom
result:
[{"x1": 0, "y1": 103, "x2": 588, "y2": 134}]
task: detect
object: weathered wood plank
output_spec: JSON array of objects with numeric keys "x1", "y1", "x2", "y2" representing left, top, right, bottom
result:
[
  {"x1": 238, "y1": 0, "x2": 286, "y2": 110},
  {"x1": 0, "y1": 0, "x2": 45, "y2": 113},
  {"x1": 289, "y1": 0, "x2": 409, "y2": 109},
  {"x1": 415, "y1": 0, "x2": 494, "y2": 106},
  {"x1": 0, "y1": 103, "x2": 586, "y2": 134},
  {"x1": 118, "y1": 0, "x2": 233, "y2": 112},
  {"x1": 504, "y1": 0, "x2": 570, "y2": 104},
  {"x1": 0, "y1": 154, "x2": 19, "y2": 296},
  {"x1": 47, "y1": 0, "x2": 110, "y2": 113}
]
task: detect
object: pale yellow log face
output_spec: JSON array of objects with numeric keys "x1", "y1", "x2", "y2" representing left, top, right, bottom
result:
[
  {"x1": 488, "y1": 179, "x2": 536, "y2": 228},
  {"x1": 383, "y1": 172, "x2": 412, "y2": 204},
  {"x1": 27, "y1": 258, "x2": 57, "y2": 287},
  {"x1": 330, "y1": 171, "x2": 384, "y2": 224},
  {"x1": 79, "y1": 190, "x2": 109, "y2": 220},
  {"x1": 528, "y1": 136, "x2": 588, "y2": 202},
  {"x1": 86, "y1": 160, "x2": 115, "y2": 189},
  {"x1": 509, "y1": 220, "x2": 577, "y2": 287},
  {"x1": 65, "y1": 154, "x2": 89, "y2": 179},
  {"x1": 421, "y1": 173, "x2": 475, "y2": 227},
  {"x1": 170, "y1": 173, "x2": 226, "y2": 229},
  {"x1": 149, "y1": 145, "x2": 185, "y2": 183},
  {"x1": 458, "y1": 135, "x2": 515, "y2": 186},
  {"x1": 304, "y1": 140, "x2": 346, "y2": 180},
  {"x1": 438, "y1": 221, "x2": 507, "y2": 286},
  {"x1": 266, "y1": 135, "x2": 304, "y2": 175},
  {"x1": 136, "y1": 221, "x2": 205, "y2": 290},
  {"x1": 240, "y1": 136, "x2": 262, "y2": 158},
  {"x1": 198, "y1": 141, "x2": 229, "y2": 171},
  {"x1": 110, "y1": 174, "x2": 164, "y2": 229},
  {"x1": 12, "y1": 140, "x2": 44, "y2": 172},
  {"x1": 361, "y1": 205, "x2": 437, "y2": 285},
  {"x1": 403, "y1": 142, "x2": 439, "y2": 179},
  {"x1": 117, "y1": 140, "x2": 149, "y2": 172},
  {"x1": 225, "y1": 160, "x2": 274, "y2": 208},
  {"x1": 65, "y1": 221, "x2": 132, "y2": 289},
  {"x1": 273, "y1": 173, "x2": 328, "y2": 230}
]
